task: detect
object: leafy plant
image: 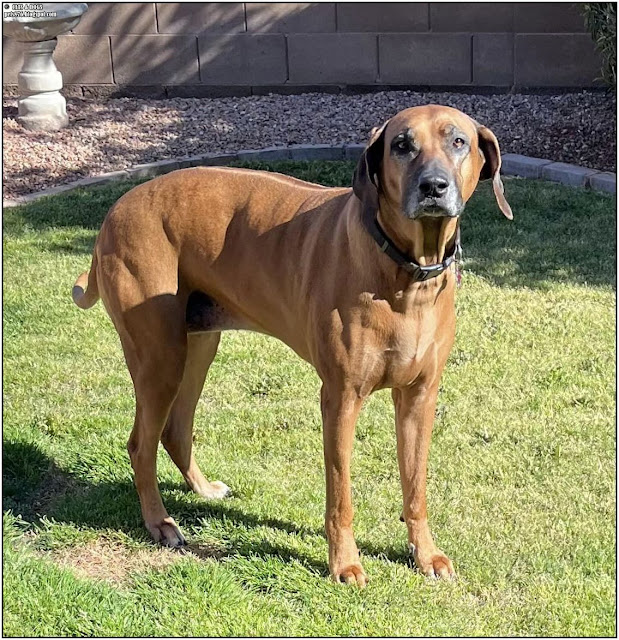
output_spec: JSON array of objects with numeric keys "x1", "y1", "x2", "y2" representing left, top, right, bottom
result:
[{"x1": 582, "y1": 2, "x2": 617, "y2": 89}]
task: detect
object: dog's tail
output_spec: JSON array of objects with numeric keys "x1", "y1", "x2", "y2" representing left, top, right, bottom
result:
[{"x1": 72, "y1": 252, "x2": 99, "y2": 310}]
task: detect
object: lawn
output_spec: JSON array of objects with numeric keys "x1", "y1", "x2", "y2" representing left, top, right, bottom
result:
[{"x1": 3, "y1": 161, "x2": 616, "y2": 636}]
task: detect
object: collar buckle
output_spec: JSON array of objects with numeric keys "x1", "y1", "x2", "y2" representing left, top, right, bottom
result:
[{"x1": 407, "y1": 262, "x2": 446, "y2": 281}]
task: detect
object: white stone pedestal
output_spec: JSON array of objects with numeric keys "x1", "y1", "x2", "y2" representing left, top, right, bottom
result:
[
  {"x1": 3, "y1": 2, "x2": 88, "y2": 132},
  {"x1": 17, "y1": 39, "x2": 68, "y2": 132}
]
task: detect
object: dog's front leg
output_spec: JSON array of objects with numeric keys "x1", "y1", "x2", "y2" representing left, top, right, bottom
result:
[
  {"x1": 321, "y1": 384, "x2": 367, "y2": 586},
  {"x1": 393, "y1": 383, "x2": 456, "y2": 580}
]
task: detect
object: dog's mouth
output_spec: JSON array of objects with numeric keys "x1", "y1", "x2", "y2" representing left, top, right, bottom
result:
[
  {"x1": 419, "y1": 199, "x2": 447, "y2": 216},
  {"x1": 414, "y1": 198, "x2": 460, "y2": 219}
]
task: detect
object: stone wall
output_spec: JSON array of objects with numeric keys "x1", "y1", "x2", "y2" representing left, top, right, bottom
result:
[{"x1": 2, "y1": 2, "x2": 603, "y2": 98}]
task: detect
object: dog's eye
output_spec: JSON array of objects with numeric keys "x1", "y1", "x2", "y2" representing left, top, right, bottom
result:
[
  {"x1": 453, "y1": 138, "x2": 466, "y2": 149},
  {"x1": 395, "y1": 140, "x2": 410, "y2": 152}
]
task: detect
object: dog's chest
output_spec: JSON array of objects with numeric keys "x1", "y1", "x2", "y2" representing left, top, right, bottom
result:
[
  {"x1": 382, "y1": 319, "x2": 438, "y2": 388},
  {"x1": 348, "y1": 291, "x2": 453, "y2": 390}
]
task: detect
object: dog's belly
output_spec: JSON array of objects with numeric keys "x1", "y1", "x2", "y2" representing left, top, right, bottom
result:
[
  {"x1": 185, "y1": 289, "x2": 314, "y2": 362},
  {"x1": 186, "y1": 291, "x2": 252, "y2": 333}
]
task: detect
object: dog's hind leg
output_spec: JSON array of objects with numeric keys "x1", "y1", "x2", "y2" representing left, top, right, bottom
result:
[
  {"x1": 98, "y1": 248, "x2": 190, "y2": 547},
  {"x1": 161, "y1": 332, "x2": 230, "y2": 499},
  {"x1": 119, "y1": 295, "x2": 189, "y2": 548}
]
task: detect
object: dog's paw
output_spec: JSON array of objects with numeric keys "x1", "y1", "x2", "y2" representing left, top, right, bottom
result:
[
  {"x1": 409, "y1": 544, "x2": 455, "y2": 580},
  {"x1": 196, "y1": 480, "x2": 231, "y2": 500},
  {"x1": 146, "y1": 516, "x2": 186, "y2": 548},
  {"x1": 330, "y1": 562, "x2": 368, "y2": 588}
]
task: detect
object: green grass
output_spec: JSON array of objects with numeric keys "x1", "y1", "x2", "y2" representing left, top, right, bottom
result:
[{"x1": 3, "y1": 161, "x2": 616, "y2": 636}]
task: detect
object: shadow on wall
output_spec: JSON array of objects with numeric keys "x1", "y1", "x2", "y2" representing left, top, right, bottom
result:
[
  {"x1": 61, "y1": 3, "x2": 302, "y2": 91},
  {"x1": 3, "y1": 3, "x2": 300, "y2": 90}
]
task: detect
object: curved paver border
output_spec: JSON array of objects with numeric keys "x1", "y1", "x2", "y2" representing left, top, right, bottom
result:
[{"x1": 2, "y1": 145, "x2": 615, "y2": 208}]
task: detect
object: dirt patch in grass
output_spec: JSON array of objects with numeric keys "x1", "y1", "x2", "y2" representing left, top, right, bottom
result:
[
  {"x1": 39, "y1": 539, "x2": 224, "y2": 585},
  {"x1": 30, "y1": 471, "x2": 86, "y2": 516}
]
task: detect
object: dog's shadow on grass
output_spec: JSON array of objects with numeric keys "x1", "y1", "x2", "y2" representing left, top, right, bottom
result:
[
  {"x1": 47, "y1": 235, "x2": 99, "y2": 255},
  {"x1": 4, "y1": 440, "x2": 409, "y2": 576}
]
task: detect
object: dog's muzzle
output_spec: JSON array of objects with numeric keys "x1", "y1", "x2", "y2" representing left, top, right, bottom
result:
[{"x1": 405, "y1": 167, "x2": 464, "y2": 220}]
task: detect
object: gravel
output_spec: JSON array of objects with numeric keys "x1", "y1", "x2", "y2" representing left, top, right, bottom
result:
[{"x1": 2, "y1": 90, "x2": 615, "y2": 199}]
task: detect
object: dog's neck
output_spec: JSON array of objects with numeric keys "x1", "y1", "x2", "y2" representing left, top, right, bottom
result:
[{"x1": 377, "y1": 194, "x2": 459, "y2": 266}]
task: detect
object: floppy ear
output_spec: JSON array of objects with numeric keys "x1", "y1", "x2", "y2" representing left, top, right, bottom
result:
[
  {"x1": 477, "y1": 124, "x2": 513, "y2": 220},
  {"x1": 352, "y1": 121, "x2": 388, "y2": 203}
]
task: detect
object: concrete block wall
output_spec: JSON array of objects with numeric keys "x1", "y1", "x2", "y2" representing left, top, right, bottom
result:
[{"x1": 2, "y1": 2, "x2": 603, "y2": 97}]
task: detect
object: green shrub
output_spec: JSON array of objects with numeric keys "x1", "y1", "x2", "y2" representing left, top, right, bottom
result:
[{"x1": 582, "y1": 2, "x2": 617, "y2": 89}]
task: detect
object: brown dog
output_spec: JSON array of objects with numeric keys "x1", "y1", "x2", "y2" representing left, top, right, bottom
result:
[{"x1": 72, "y1": 105, "x2": 512, "y2": 586}]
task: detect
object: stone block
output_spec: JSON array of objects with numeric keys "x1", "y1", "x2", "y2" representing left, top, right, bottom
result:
[
  {"x1": 500, "y1": 154, "x2": 553, "y2": 178},
  {"x1": 246, "y1": 3, "x2": 336, "y2": 33},
  {"x1": 199, "y1": 34, "x2": 286, "y2": 84},
  {"x1": 127, "y1": 159, "x2": 181, "y2": 179},
  {"x1": 345, "y1": 144, "x2": 366, "y2": 161},
  {"x1": 588, "y1": 172, "x2": 616, "y2": 194},
  {"x1": 288, "y1": 34, "x2": 377, "y2": 84},
  {"x1": 166, "y1": 85, "x2": 251, "y2": 98},
  {"x1": 379, "y1": 34, "x2": 471, "y2": 84},
  {"x1": 178, "y1": 156, "x2": 208, "y2": 169},
  {"x1": 515, "y1": 34, "x2": 602, "y2": 87},
  {"x1": 514, "y1": 2, "x2": 586, "y2": 33},
  {"x1": 202, "y1": 153, "x2": 240, "y2": 166},
  {"x1": 56, "y1": 35, "x2": 114, "y2": 84},
  {"x1": 541, "y1": 162, "x2": 599, "y2": 187},
  {"x1": 252, "y1": 84, "x2": 343, "y2": 95},
  {"x1": 289, "y1": 145, "x2": 343, "y2": 160},
  {"x1": 94, "y1": 169, "x2": 132, "y2": 182},
  {"x1": 112, "y1": 85, "x2": 168, "y2": 98},
  {"x1": 72, "y1": 176, "x2": 112, "y2": 188},
  {"x1": 235, "y1": 150, "x2": 261, "y2": 161},
  {"x1": 72, "y1": 3, "x2": 157, "y2": 34},
  {"x1": 72, "y1": 171, "x2": 130, "y2": 188},
  {"x1": 241, "y1": 147, "x2": 292, "y2": 161},
  {"x1": 430, "y1": 3, "x2": 513, "y2": 32},
  {"x1": 111, "y1": 35, "x2": 199, "y2": 85},
  {"x1": 156, "y1": 3, "x2": 245, "y2": 34},
  {"x1": 473, "y1": 34, "x2": 513, "y2": 86},
  {"x1": 336, "y1": 3, "x2": 428, "y2": 32},
  {"x1": 179, "y1": 153, "x2": 239, "y2": 168},
  {"x1": 25, "y1": 184, "x2": 78, "y2": 201}
]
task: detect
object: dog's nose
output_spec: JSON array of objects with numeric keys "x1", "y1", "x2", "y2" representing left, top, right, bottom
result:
[{"x1": 418, "y1": 174, "x2": 449, "y2": 198}]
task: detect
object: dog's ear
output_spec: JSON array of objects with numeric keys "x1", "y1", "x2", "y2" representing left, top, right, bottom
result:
[
  {"x1": 476, "y1": 124, "x2": 513, "y2": 220},
  {"x1": 353, "y1": 121, "x2": 389, "y2": 203}
]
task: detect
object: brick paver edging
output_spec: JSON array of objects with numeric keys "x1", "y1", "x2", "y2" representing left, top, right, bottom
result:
[{"x1": 2, "y1": 146, "x2": 615, "y2": 208}]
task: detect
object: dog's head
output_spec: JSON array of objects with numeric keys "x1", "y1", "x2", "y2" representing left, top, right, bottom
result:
[{"x1": 353, "y1": 105, "x2": 512, "y2": 221}]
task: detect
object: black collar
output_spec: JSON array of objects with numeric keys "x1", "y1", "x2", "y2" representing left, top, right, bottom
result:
[{"x1": 361, "y1": 203, "x2": 462, "y2": 282}]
